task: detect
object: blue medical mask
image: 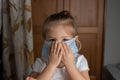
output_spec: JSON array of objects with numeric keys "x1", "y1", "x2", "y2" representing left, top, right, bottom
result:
[{"x1": 41, "y1": 38, "x2": 78, "y2": 63}]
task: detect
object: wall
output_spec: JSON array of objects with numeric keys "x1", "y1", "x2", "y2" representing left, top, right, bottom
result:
[{"x1": 104, "y1": 0, "x2": 120, "y2": 65}]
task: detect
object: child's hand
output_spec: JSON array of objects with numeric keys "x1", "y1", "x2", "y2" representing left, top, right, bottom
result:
[
  {"x1": 26, "y1": 72, "x2": 40, "y2": 80},
  {"x1": 26, "y1": 77, "x2": 37, "y2": 80},
  {"x1": 61, "y1": 42, "x2": 75, "y2": 67},
  {"x1": 48, "y1": 41, "x2": 62, "y2": 68}
]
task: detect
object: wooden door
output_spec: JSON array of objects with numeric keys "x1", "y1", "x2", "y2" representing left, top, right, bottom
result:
[
  {"x1": 32, "y1": 0, "x2": 104, "y2": 80},
  {"x1": 63, "y1": 0, "x2": 104, "y2": 80}
]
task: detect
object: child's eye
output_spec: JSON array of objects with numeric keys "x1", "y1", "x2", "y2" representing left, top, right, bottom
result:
[{"x1": 63, "y1": 39, "x2": 69, "y2": 41}]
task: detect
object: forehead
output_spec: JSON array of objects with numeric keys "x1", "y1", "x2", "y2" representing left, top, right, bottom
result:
[{"x1": 46, "y1": 25, "x2": 74, "y2": 38}]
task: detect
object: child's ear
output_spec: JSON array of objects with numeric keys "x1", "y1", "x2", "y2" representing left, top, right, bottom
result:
[
  {"x1": 75, "y1": 35, "x2": 79, "y2": 40},
  {"x1": 75, "y1": 35, "x2": 82, "y2": 51}
]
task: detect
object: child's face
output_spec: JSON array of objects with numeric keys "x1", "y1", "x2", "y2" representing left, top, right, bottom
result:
[
  {"x1": 45, "y1": 25, "x2": 74, "y2": 67},
  {"x1": 46, "y1": 25, "x2": 73, "y2": 42}
]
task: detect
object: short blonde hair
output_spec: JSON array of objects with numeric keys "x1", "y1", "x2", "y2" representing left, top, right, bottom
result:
[{"x1": 41, "y1": 11, "x2": 81, "y2": 51}]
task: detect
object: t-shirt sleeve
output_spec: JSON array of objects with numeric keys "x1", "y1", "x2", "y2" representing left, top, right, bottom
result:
[
  {"x1": 28, "y1": 58, "x2": 46, "y2": 76},
  {"x1": 77, "y1": 55, "x2": 90, "y2": 72}
]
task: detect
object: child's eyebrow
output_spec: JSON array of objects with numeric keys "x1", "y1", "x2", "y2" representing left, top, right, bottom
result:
[
  {"x1": 46, "y1": 35, "x2": 55, "y2": 38},
  {"x1": 61, "y1": 36, "x2": 72, "y2": 38}
]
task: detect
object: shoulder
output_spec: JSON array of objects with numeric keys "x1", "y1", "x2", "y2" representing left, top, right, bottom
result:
[
  {"x1": 75, "y1": 54, "x2": 85, "y2": 61},
  {"x1": 74, "y1": 54, "x2": 90, "y2": 72}
]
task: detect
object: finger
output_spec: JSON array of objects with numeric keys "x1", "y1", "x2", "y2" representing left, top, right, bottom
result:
[
  {"x1": 51, "y1": 41, "x2": 55, "y2": 55},
  {"x1": 53, "y1": 41, "x2": 58, "y2": 54},
  {"x1": 56, "y1": 43, "x2": 61, "y2": 55},
  {"x1": 26, "y1": 77, "x2": 36, "y2": 80},
  {"x1": 61, "y1": 43, "x2": 66, "y2": 61},
  {"x1": 59, "y1": 43, "x2": 63, "y2": 59},
  {"x1": 59, "y1": 44, "x2": 64, "y2": 61},
  {"x1": 58, "y1": 48, "x2": 63, "y2": 59},
  {"x1": 62, "y1": 42, "x2": 65, "y2": 51},
  {"x1": 61, "y1": 42, "x2": 65, "y2": 55},
  {"x1": 64, "y1": 43, "x2": 71, "y2": 53},
  {"x1": 30, "y1": 77, "x2": 37, "y2": 80},
  {"x1": 26, "y1": 77, "x2": 30, "y2": 80},
  {"x1": 63, "y1": 42, "x2": 69, "y2": 54}
]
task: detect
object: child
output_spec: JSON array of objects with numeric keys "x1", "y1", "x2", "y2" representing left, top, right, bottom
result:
[{"x1": 26, "y1": 11, "x2": 90, "y2": 80}]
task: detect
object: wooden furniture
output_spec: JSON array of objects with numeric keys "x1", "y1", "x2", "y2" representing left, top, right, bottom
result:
[{"x1": 31, "y1": 0, "x2": 105, "y2": 80}]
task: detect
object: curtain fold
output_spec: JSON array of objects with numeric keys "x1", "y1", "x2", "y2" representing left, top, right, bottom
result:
[{"x1": 2, "y1": 0, "x2": 34, "y2": 80}]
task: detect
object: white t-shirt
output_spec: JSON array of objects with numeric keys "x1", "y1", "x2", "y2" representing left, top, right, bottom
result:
[{"x1": 28, "y1": 54, "x2": 89, "y2": 80}]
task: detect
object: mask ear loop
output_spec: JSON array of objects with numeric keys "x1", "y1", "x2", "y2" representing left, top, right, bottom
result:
[{"x1": 75, "y1": 36, "x2": 82, "y2": 51}]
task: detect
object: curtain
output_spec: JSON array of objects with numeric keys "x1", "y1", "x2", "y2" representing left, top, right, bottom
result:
[{"x1": 2, "y1": 0, "x2": 34, "y2": 80}]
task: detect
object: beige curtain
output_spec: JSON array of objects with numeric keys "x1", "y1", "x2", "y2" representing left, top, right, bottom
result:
[{"x1": 2, "y1": 0, "x2": 34, "y2": 80}]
